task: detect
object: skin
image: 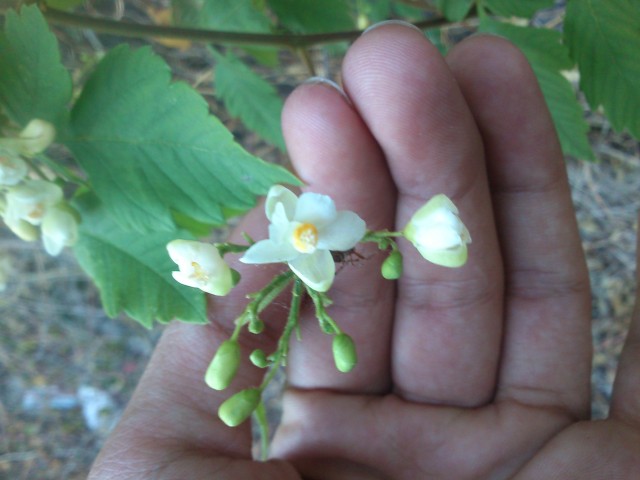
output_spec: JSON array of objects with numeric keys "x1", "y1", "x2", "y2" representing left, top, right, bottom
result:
[{"x1": 88, "y1": 24, "x2": 640, "y2": 479}]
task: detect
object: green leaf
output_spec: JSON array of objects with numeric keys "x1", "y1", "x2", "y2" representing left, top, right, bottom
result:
[
  {"x1": 65, "y1": 45, "x2": 299, "y2": 233},
  {"x1": 480, "y1": 18, "x2": 594, "y2": 160},
  {"x1": 483, "y1": 0, "x2": 554, "y2": 18},
  {"x1": 73, "y1": 194, "x2": 207, "y2": 328},
  {"x1": 171, "y1": 0, "x2": 279, "y2": 65},
  {"x1": 565, "y1": 0, "x2": 640, "y2": 138},
  {"x1": 267, "y1": 0, "x2": 354, "y2": 33},
  {"x1": 435, "y1": 0, "x2": 474, "y2": 21},
  {"x1": 425, "y1": 28, "x2": 448, "y2": 55},
  {"x1": 0, "y1": 5, "x2": 72, "y2": 128},
  {"x1": 44, "y1": 0, "x2": 86, "y2": 10},
  {"x1": 211, "y1": 49, "x2": 286, "y2": 150}
]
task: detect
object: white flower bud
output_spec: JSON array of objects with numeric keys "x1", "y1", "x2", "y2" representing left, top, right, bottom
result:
[
  {"x1": 5, "y1": 218, "x2": 39, "y2": 242},
  {"x1": 404, "y1": 194, "x2": 471, "y2": 268},
  {"x1": 0, "y1": 148, "x2": 28, "y2": 186},
  {"x1": 18, "y1": 119, "x2": 56, "y2": 156},
  {"x1": 41, "y1": 205, "x2": 79, "y2": 256}
]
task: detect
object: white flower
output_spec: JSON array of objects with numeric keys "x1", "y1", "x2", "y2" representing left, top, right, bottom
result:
[
  {"x1": 404, "y1": 194, "x2": 471, "y2": 268},
  {"x1": 4, "y1": 180, "x2": 63, "y2": 226},
  {"x1": 167, "y1": 240, "x2": 233, "y2": 296},
  {"x1": 240, "y1": 185, "x2": 366, "y2": 292},
  {"x1": 0, "y1": 148, "x2": 28, "y2": 186},
  {"x1": 41, "y1": 206, "x2": 78, "y2": 256},
  {"x1": 18, "y1": 119, "x2": 56, "y2": 157}
]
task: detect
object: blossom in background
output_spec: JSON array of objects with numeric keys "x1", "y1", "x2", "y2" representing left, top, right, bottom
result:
[
  {"x1": 0, "y1": 147, "x2": 28, "y2": 186},
  {"x1": 240, "y1": 185, "x2": 366, "y2": 292},
  {"x1": 4, "y1": 180, "x2": 63, "y2": 226},
  {"x1": 41, "y1": 206, "x2": 78, "y2": 256},
  {"x1": 17, "y1": 119, "x2": 56, "y2": 157},
  {"x1": 0, "y1": 119, "x2": 56, "y2": 157},
  {"x1": 404, "y1": 194, "x2": 471, "y2": 268},
  {"x1": 167, "y1": 240, "x2": 233, "y2": 296}
]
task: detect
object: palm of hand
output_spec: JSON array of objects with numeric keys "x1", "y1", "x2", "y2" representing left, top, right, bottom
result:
[{"x1": 89, "y1": 24, "x2": 640, "y2": 480}]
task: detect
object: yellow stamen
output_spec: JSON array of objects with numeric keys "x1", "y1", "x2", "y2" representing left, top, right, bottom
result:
[
  {"x1": 292, "y1": 223, "x2": 318, "y2": 253},
  {"x1": 191, "y1": 261, "x2": 209, "y2": 285}
]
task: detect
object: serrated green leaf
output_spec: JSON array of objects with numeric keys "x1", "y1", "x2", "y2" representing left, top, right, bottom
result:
[
  {"x1": 0, "y1": 5, "x2": 72, "y2": 128},
  {"x1": 267, "y1": 0, "x2": 354, "y2": 33},
  {"x1": 565, "y1": 0, "x2": 640, "y2": 138},
  {"x1": 483, "y1": 0, "x2": 554, "y2": 18},
  {"x1": 480, "y1": 18, "x2": 594, "y2": 160},
  {"x1": 435, "y1": 0, "x2": 474, "y2": 21},
  {"x1": 211, "y1": 50, "x2": 285, "y2": 150},
  {"x1": 65, "y1": 45, "x2": 299, "y2": 233},
  {"x1": 73, "y1": 194, "x2": 207, "y2": 328}
]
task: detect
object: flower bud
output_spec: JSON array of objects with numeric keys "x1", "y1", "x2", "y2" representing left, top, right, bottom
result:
[
  {"x1": 381, "y1": 250, "x2": 403, "y2": 280},
  {"x1": 249, "y1": 349, "x2": 269, "y2": 368},
  {"x1": 41, "y1": 205, "x2": 78, "y2": 256},
  {"x1": 404, "y1": 194, "x2": 471, "y2": 268},
  {"x1": 248, "y1": 317, "x2": 265, "y2": 334},
  {"x1": 18, "y1": 119, "x2": 56, "y2": 156},
  {"x1": 5, "y1": 218, "x2": 39, "y2": 242},
  {"x1": 218, "y1": 388, "x2": 261, "y2": 427},
  {"x1": 0, "y1": 148, "x2": 28, "y2": 186},
  {"x1": 332, "y1": 333, "x2": 357, "y2": 373},
  {"x1": 205, "y1": 339, "x2": 241, "y2": 391}
]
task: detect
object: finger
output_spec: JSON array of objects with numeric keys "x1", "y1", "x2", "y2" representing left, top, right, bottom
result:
[
  {"x1": 281, "y1": 79, "x2": 396, "y2": 393},
  {"x1": 610, "y1": 213, "x2": 640, "y2": 426},
  {"x1": 447, "y1": 35, "x2": 592, "y2": 417},
  {"x1": 90, "y1": 209, "x2": 288, "y2": 472},
  {"x1": 341, "y1": 23, "x2": 503, "y2": 406}
]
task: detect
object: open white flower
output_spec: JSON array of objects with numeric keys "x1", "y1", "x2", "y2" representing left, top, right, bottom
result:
[
  {"x1": 41, "y1": 206, "x2": 78, "y2": 256},
  {"x1": 0, "y1": 148, "x2": 28, "y2": 186},
  {"x1": 4, "y1": 180, "x2": 63, "y2": 226},
  {"x1": 240, "y1": 185, "x2": 366, "y2": 292},
  {"x1": 167, "y1": 240, "x2": 233, "y2": 296},
  {"x1": 404, "y1": 194, "x2": 471, "y2": 268}
]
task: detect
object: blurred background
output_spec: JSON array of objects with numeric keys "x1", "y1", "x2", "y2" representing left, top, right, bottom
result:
[{"x1": 1, "y1": 1, "x2": 639, "y2": 478}]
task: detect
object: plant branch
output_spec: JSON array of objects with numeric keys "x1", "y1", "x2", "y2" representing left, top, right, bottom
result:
[{"x1": 39, "y1": 3, "x2": 455, "y2": 48}]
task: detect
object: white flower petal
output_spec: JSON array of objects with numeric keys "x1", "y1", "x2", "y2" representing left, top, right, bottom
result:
[
  {"x1": 0, "y1": 148, "x2": 28, "y2": 186},
  {"x1": 288, "y1": 250, "x2": 335, "y2": 292},
  {"x1": 294, "y1": 192, "x2": 336, "y2": 227},
  {"x1": 317, "y1": 211, "x2": 366, "y2": 251},
  {"x1": 5, "y1": 180, "x2": 63, "y2": 226},
  {"x1": 41, "y1": 207, "x2": 78, "y2": 256},
  {"x1": 240, "y1": 239, "x2": 298, "y2": 264},
  {"x1": 265, "y1": 185, "x2": 297, "y2": 222},
  {"x1": 416, "y1": 243, "x2": 468, "y2": 268},
  {"x1": 412, "y1": 225, "x2": 463, "y2": 250}
]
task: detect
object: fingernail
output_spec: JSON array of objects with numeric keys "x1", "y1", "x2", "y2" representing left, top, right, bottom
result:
[
  {"x1": 362, "y1": 19, "x2": 423, "y2": 36},
  {"x1": 302, "y1": 76, "x2": 351, "y2": 104}
]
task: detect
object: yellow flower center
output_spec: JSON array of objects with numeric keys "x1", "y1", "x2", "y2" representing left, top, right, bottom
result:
[
  {"x1": 191, "y1": 261, "x2": 210, "y2": 285},
  {"x1": 292, "y1": 223, "x2": 319, "y2": 253}
]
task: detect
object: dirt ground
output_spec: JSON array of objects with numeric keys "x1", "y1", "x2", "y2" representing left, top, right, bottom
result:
[{"x1": 1, "y1": 4, "x2": 639, "y2": 479}]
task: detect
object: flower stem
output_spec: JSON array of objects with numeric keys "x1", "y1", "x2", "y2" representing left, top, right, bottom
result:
[
  {"x1": 38, "y1": 2, "x2": 454, "y2": 48},
  {"x1": 259, "y1": 277, "x2": 304, "y2": 390}
]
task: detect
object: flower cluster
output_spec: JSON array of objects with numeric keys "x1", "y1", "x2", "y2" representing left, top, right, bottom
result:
[
  {"x1": 0, "y1": 120, "x2": 78, "y2": 257},
  {"x1": 165, "y1": 184, "x2": 471, "y2": 451}
]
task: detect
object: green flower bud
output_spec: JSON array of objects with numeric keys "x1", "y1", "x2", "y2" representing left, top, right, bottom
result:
[
  {"x1": 205, "y1": 339, "x2": 240, "y2": 391},
  {"x1": 249, "y1": 349, "x2": 268, "y2": 368},
  {"x1": 248, "y1": 318, "x2": 265, "y2": 334},
  {"x1": 218, "y1": 388, "x2": 261, "y2": 427},
  {"x1": 381, "y1": 250, "x2": 403, "y2": 280},
  {"x1": 332, "y1": 333, "x2": 357, "y2": 373},
  {"x1": 230, "y1": 268, "x2": 241, "y2": 286}
]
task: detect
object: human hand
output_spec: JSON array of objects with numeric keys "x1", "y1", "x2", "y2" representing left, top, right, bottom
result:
[{"x1": 88, "y1": 23, "x2": 640, "y2": 479}]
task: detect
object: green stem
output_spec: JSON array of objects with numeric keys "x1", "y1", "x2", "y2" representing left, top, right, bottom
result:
[
  {"x1": 215, "y1": 242, "x2": 250, "y2": 256},
  {"x1": 305, "y1": 286, "x2": 341, "y2": 335},
  {"x1": 38, "y1": 2, "x2": 454, "y2": 48},
  {"x1": 259, "y1": 277, "x2": 304, "y2": 390}
]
